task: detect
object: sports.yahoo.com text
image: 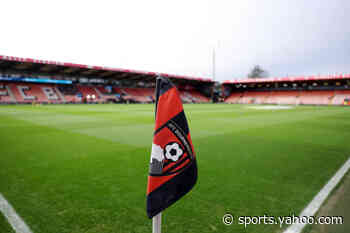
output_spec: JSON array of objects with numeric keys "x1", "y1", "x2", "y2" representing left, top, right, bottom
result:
[{"x1": 222, "y1": 213, "x2": 344, "y2": 228}]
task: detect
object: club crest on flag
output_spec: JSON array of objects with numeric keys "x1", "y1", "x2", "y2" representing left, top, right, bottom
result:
[{"x1": 149, "y1": 120, "x2": 194, "y2": 176}]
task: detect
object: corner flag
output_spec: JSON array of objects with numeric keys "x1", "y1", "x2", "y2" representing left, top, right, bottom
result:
[{"x1": 146, "y1": 77, "x2": 197, "y2": 219}]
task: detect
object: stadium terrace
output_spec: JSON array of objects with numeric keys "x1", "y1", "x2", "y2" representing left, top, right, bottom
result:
[
  {"x1": 0, "y1": 55, "x2": 213, "y2": 104},
  {"x1": 0, "y1": 54, "x2": 350, "y2": 106},
  {"x1": 223, "y1": 74, "x2": 350, "y2": 106}
]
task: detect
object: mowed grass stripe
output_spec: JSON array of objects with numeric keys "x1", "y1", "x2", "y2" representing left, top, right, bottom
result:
[
  {"x1": 0, "y1": 104, "x2": 349, "y2": 233},
  {"x1": 1, "y1": 104, "x2": 348, "y2": 147},
  {"x1": 0, "y1": 115, "x2": 150, "y2": 233},
  {"x1": 193, "y1": 127, "x2": 349, "y2": 208}
]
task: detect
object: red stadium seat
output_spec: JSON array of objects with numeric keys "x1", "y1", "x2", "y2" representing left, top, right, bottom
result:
[
  {"x1": 299, "y1": 90, "x2": 334, "y2": 105},
  {"x1": 225, "y1": 90, "x2": 339, "y2": 106},
  {"x1": 77, "y1": 85, "x2": 101, "y2": 103},
  {"x1": 332, "y1": 90, "x2": 350, "y2": 105},
  {"x1": 267, "y1": 91, "x2": 299, "y2": 105},
  {"x1": 113, "y1": 87, "x2": 155, "y2": 103},
  {"x1": 225, "y1": 92, "x2": 243, "y2": 103},
  {"x1": 180, "y1": 90, "x2": 210, "y2": 103}
]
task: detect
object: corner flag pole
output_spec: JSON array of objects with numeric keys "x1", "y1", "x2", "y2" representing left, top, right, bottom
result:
[
  {"x1": 152, "y1": 78, "x2": 162, "y2": 233},
  {"x1": 152, "y1": 212, "x2": 161, "y2": 233}
]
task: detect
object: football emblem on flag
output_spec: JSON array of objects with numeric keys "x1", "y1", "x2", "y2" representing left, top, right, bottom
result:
[{"x1": 165, "y1": 142, "x2": 183, "y2": 162}]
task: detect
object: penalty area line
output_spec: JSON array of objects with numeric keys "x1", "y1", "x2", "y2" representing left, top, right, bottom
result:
[
  {"x1": 0, "y1": 193, "x2": 33, "y2": 233},
  {"x1": 283, "y1": 157, "x2": 350, "y2": 233}
]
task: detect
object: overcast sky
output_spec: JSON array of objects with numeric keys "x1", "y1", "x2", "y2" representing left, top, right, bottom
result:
[{"x1": 1, "y1": 0, "x2": 349, "y2": 81}]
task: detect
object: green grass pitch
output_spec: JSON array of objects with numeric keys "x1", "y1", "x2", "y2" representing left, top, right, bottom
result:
[{"x1": 0, "y1": 104, "x2": 349, "y2": 233}]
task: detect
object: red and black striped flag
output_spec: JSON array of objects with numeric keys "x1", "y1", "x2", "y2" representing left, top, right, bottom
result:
[{"x1": 146, "y1": 77, "x2": 197, "y2": 219}]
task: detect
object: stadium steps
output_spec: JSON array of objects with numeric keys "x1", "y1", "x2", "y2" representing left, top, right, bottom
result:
[
  {"x1": 95, "y1": 87, "x2": 118, "y2": 102},
  {"x1": 55, "y1": 87, "x2": 66, "y2": 103}
]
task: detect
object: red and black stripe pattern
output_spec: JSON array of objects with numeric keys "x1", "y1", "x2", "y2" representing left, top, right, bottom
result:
[{"x1": 146, "y1": 77, "x2": 197, "y2": 219}]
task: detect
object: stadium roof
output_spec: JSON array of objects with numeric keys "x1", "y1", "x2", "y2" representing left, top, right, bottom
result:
[
  {"x1": 223, "y1": 74, "x2": 350, "y2": 84},
  {"x1": 0, "y1": 55, "x2": 213, "y2": 83}
]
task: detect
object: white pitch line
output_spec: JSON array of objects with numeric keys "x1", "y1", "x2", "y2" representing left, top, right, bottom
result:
[
  {"x1": 283, "y1": 157, "x2": 350, "y2": 233},
  {"x1": 0, "y1": 193, "x2": 33, "y2": 233}
]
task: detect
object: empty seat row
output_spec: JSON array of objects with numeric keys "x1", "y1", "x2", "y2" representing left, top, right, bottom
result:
[
  {"x1": 0, "y1": 83, "x2": 210, "y2": 104},
  {"x1": 225, "y1": 90, "x2": 350, "y2": 105}
]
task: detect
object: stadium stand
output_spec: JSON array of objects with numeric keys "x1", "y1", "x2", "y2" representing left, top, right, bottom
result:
[
  {"x1": 0, "y1": 81, "x2": 211, "y2": 104},
  {"x1": 0, "y1": 55, "x2": 213, "y2": 104},
  {"x1": 4, "y1": 83, "x2": 65, "y2": 104},
  {"x1": 223, "y1": 75, "x2": 350, "y2": 106},
  {"x1": 3, "y1": 55, "x2": 348, "y2": 106}
]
